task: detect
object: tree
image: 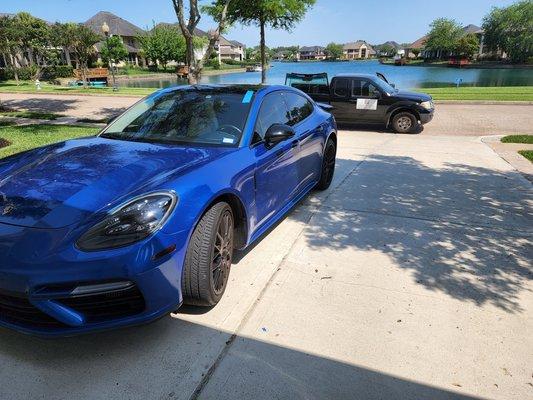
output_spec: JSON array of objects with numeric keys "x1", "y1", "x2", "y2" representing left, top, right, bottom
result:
[
  {"x1": 138, "y1": 24, "x2": 187, "y2": 69},
  {"x1": 11, "y1": 13, "x2": 53, "y2": 78},
  {"x1": 71, "y1": 25, "x2": 101, "y2": 87},
  {"x1": 101, "y1": 35, "x2": 129, "y2": 66},
  {"x1": 454, "y1": 33, "x2": 479, "y2": 59},
  {"x1": 0, "y1": 15, "x2": 22, "y2": 84},
  {"x1": 378, "y1": 44, "x2": 395, "y2": 57},
  {"x1": 209, "y1": 0, "x2": 315, "y2": 83},
  {"x1": 482, "y1": 0, "x2": 533, "y2": 63},
  {"x1": 425, "y1": 18, "x2": 463, "y2": 59},
  {"x1": 324, "y1": 42, "x2": 343, "y2": 60},
  {"x1": 171, "y1": 0, "x2": 231, "y2": 84},
  {"x1": 412, "y1": 48, "x2": 421, "y2": 58}
]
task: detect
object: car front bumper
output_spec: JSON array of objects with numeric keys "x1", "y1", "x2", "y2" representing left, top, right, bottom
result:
[
  {"x1": 0, "y1": 223, "x2": 187, "y2": 337},
  {"x1": 419, "y1": 109, "x2": 434, "y2": 124}
]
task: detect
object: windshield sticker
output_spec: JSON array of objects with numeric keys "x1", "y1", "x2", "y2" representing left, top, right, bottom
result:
[
  {"x1": 356, "y1": 99, "x2": 378, "y2": 110},
  {"x1": 222, "y1": 137, "x2": 235, "y2": 144},
  {"x1": 242, "y1": 90, "x2": 254, "y2": 104}
]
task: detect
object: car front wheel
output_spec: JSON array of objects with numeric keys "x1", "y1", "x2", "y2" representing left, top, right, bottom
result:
[
  {"x1": 182, "y1": 202, "x2": 234, "y2": 306},
  {"x1": 392, "y1": 112, "x2": 419, "y2": 134}
]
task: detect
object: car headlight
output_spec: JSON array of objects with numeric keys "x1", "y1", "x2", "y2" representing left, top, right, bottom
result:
[
  {"x1": 420, "y1": 101, "x2": 434, "y2": 110},
  {"x1": 77, "y1": 192, "x2": 177, "y2": 251}
]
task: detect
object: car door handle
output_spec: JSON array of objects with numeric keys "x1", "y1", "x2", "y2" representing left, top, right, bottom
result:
[{"x1": 291, "y1": 139, "x2": 299, "y2": 148}]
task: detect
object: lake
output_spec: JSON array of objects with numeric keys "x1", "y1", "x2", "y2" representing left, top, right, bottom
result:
[{"x1": 121, "y1": 60, "x2": 533, "y2": 89}]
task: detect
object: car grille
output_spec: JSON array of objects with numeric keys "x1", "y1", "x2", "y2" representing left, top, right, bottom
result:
[
  {"x1": 0, "y1": 284, "x2": 145, "y2": 330},
  {"x1": 60, "y1": 285, "x2": 145, "y2": 323},
  {"x1": 0, "y1": 293, "x2": 64, "y2": 328}
]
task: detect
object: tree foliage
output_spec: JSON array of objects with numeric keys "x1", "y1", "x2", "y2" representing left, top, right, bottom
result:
[
  {"x1": 454, "y1": 33, "x2": 479, "y2": 59},
  {"x1": 70, "y1": 25, "x2": 102, "y2": 86},
  {"x1": 138, "y1": 24, "x2": 187, "y2": 69},
  {"x1": 425, "y1": 18, "x2": 463, "y2": 54},
  {"x1": 101, "y1": 35, "x2": 129, "y2": 66},
  {"x1": 208, "y1": 0, "x2": 315, "y2": 83},
  {"x1": 324, "y1": 42, "x2": 343, "y2": 60},
  {"x1": 482, "y1": 0, "x2": 533, "y2": 63}
]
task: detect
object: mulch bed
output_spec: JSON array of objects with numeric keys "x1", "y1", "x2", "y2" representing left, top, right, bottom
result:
[{"x1": 0, "y1": 138, "x2": 11, "y2": 149}]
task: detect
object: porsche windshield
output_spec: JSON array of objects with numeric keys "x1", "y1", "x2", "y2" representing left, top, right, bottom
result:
[{"x1": 101, "y1": 87, "x2": 255, "y2": 146}]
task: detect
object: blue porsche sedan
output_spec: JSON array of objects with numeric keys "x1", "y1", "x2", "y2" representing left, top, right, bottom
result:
[{"x1": 0, "y1": 84, "x2": 337, "y2": 336}]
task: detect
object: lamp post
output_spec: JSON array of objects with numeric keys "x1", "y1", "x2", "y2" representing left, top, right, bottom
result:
[{"x1": 101, "y1": 22, "x2": 118, "y2": 91}]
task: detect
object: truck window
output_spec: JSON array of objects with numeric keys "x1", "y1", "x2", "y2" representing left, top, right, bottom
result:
[
  {"x1": 353, "y1": 79, "x2": 380, "y2": 98},
  {"x1": 333, "y1": 78, "x2": 351, "y2": 97},
  {"x1": 284, "y1": 92, "x2": 314, "y2": 126}
]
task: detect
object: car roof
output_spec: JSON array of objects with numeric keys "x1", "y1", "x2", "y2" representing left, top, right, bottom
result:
[{"x1": 154, "y1": 83, "x2": 304, "y2": 98}]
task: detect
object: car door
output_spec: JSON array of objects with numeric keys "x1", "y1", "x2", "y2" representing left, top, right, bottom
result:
[
  {"x1": 284, "y1": 91, "x2": 323, "y2": 191},
  {"x1": 252, "y1": 92, "x2": 300, "y2": 230}
]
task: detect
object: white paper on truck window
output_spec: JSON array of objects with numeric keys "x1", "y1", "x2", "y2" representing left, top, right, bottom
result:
[{"x1": 356, "y1": 99, "x2": 378, "y2": 110}]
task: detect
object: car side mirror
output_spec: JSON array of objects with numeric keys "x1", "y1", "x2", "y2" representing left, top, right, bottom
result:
[
  {"x1": 264, "y1": 124, "x2": 295, "y2": 148},
  {"x1": 390, "y1": 83, "x2": 396, "y2": 89},
  {"x1": 373, "y1": 91, "x2": 382, "y2": 99}
]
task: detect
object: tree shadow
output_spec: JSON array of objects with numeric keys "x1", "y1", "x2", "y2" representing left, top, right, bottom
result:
[
  {"x1": 296, "y1": 156, "x2": 532, "y2": 313},
  {"x1": 1, "y1": 98, "x2": 81, "y2": 114},
  {"x1": 0, "y1": 316, "x2": 483, "y2": 399}
]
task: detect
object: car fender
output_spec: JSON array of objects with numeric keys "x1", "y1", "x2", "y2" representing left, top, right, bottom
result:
[{"x1": 386, "y1": 102, "x2": 421, "y2": 126}]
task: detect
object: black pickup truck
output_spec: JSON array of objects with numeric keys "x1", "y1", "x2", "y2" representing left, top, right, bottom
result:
[{"x1": 286, "y1": 72, "x2": 434, "y2": 134}]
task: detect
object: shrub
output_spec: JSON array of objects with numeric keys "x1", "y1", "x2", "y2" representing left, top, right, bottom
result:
[{"x1": 0, "y1": 65, "x2": 73, "y2": 81}]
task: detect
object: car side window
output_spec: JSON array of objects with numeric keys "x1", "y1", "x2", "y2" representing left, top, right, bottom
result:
[
  {"x1": 284, "y1": 92, "x2": 314, "y2": 126},
  {"x1": 333, "y1": 78, "x2": 351, "y2": 98},
  {"x1": 353, "y1": 79, "x2": 380, "y2": 98},
  {"x1": 253, "y1": 92, "x2": 290, "y2": 144}
]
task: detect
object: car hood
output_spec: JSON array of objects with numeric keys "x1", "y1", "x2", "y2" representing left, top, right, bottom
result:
[
  {"x1": 0, "y1": 137, "x2": 233, "y2": 229},
  {"x1": 394, "y1": 90, "x2": 432, "y2": 102}
]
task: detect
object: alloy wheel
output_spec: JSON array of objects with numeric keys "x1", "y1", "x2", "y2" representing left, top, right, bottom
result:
[{"x1": 212, "y1": 210, "x2": 233, "y2": 295}]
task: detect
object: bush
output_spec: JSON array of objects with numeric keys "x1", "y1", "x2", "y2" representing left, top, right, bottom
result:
[
  {"x1": 205, "y1": 58, "x2": 221, "y2": 69},
  {"x1": 0, "y1": 65, "x2": 73, "y2": 81},
  {"x1": 41, "y1": 65, "x2": 74, "y2": 79}
]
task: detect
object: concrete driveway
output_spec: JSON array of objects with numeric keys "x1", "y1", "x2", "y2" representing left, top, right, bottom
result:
[{"x1": 0, "y1": 131, "x2": 531, "y2": 400}]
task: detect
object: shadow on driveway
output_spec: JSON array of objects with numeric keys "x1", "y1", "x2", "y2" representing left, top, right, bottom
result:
[
  {"x1": 298, "y1": 156, "x2": 532, "y2": 313},
  {"x1": 0, "y1": 316, "x2": 482, "y2": 400}
]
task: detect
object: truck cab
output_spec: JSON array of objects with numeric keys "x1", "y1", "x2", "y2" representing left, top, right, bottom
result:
[{"x1": 286, "y1": 72, "x2": 435, "y2": 134}]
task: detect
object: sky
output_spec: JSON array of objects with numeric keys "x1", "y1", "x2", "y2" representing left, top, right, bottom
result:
[{"x1": 1, "y1": 0, "x2": 518, "y2": 47}]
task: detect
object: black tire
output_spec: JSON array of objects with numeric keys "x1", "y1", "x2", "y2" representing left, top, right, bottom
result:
[
  {"x1": 315, "y1": 137, "x2": 337, "y2": 190},
  {"x1": 392, "y1": 112, "x2": 419, "y2": 134},
  {"x1": 182, "y1": 202, "x2": 234, "y2": 306}
]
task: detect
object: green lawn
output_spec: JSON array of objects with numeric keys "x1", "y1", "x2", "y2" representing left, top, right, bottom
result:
[
  {"x1": 501, "y1": 134, "x2": 533, "y2": 144},
  {"x1": 1, "y1": 80, "x2": 532, "y2": 101},
  {"x1": 518, "y1": 150, "x2": 533, "y2": 162},
  {"x1": 0, "y1": 110, "x2": 64, "y2": 120},
  {"x1": 422, "y1": 86, "x2": 533, "y2": 101},
  {"x1": 0, "y1": 124, "x2": 100, "y2": 158}
]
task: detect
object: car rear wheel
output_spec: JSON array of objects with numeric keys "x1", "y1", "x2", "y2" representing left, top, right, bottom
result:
[
  {"x1": 392, "y1": 112, "x2": 419, "y2": 134},
  {"x1": 315, "y1": 137, "x2": 337, "y2": 191},
  {"x1": 182, "y1": 202, "x2": 234, "y2": 306}
]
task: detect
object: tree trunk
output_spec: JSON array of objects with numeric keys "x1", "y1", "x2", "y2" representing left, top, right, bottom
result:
[
  {"x1": 9, "y1": 53, "x2": 19, "y2": 85},
  {"x1": 260, "y1": 19, "x2": 266, "y2": 84},
  {"x1": 186, "y1": 39, "x2": 197, "y2": 84},
  {"x1": 65, "y1": 49, "x2": 72, "y2": 67}
]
